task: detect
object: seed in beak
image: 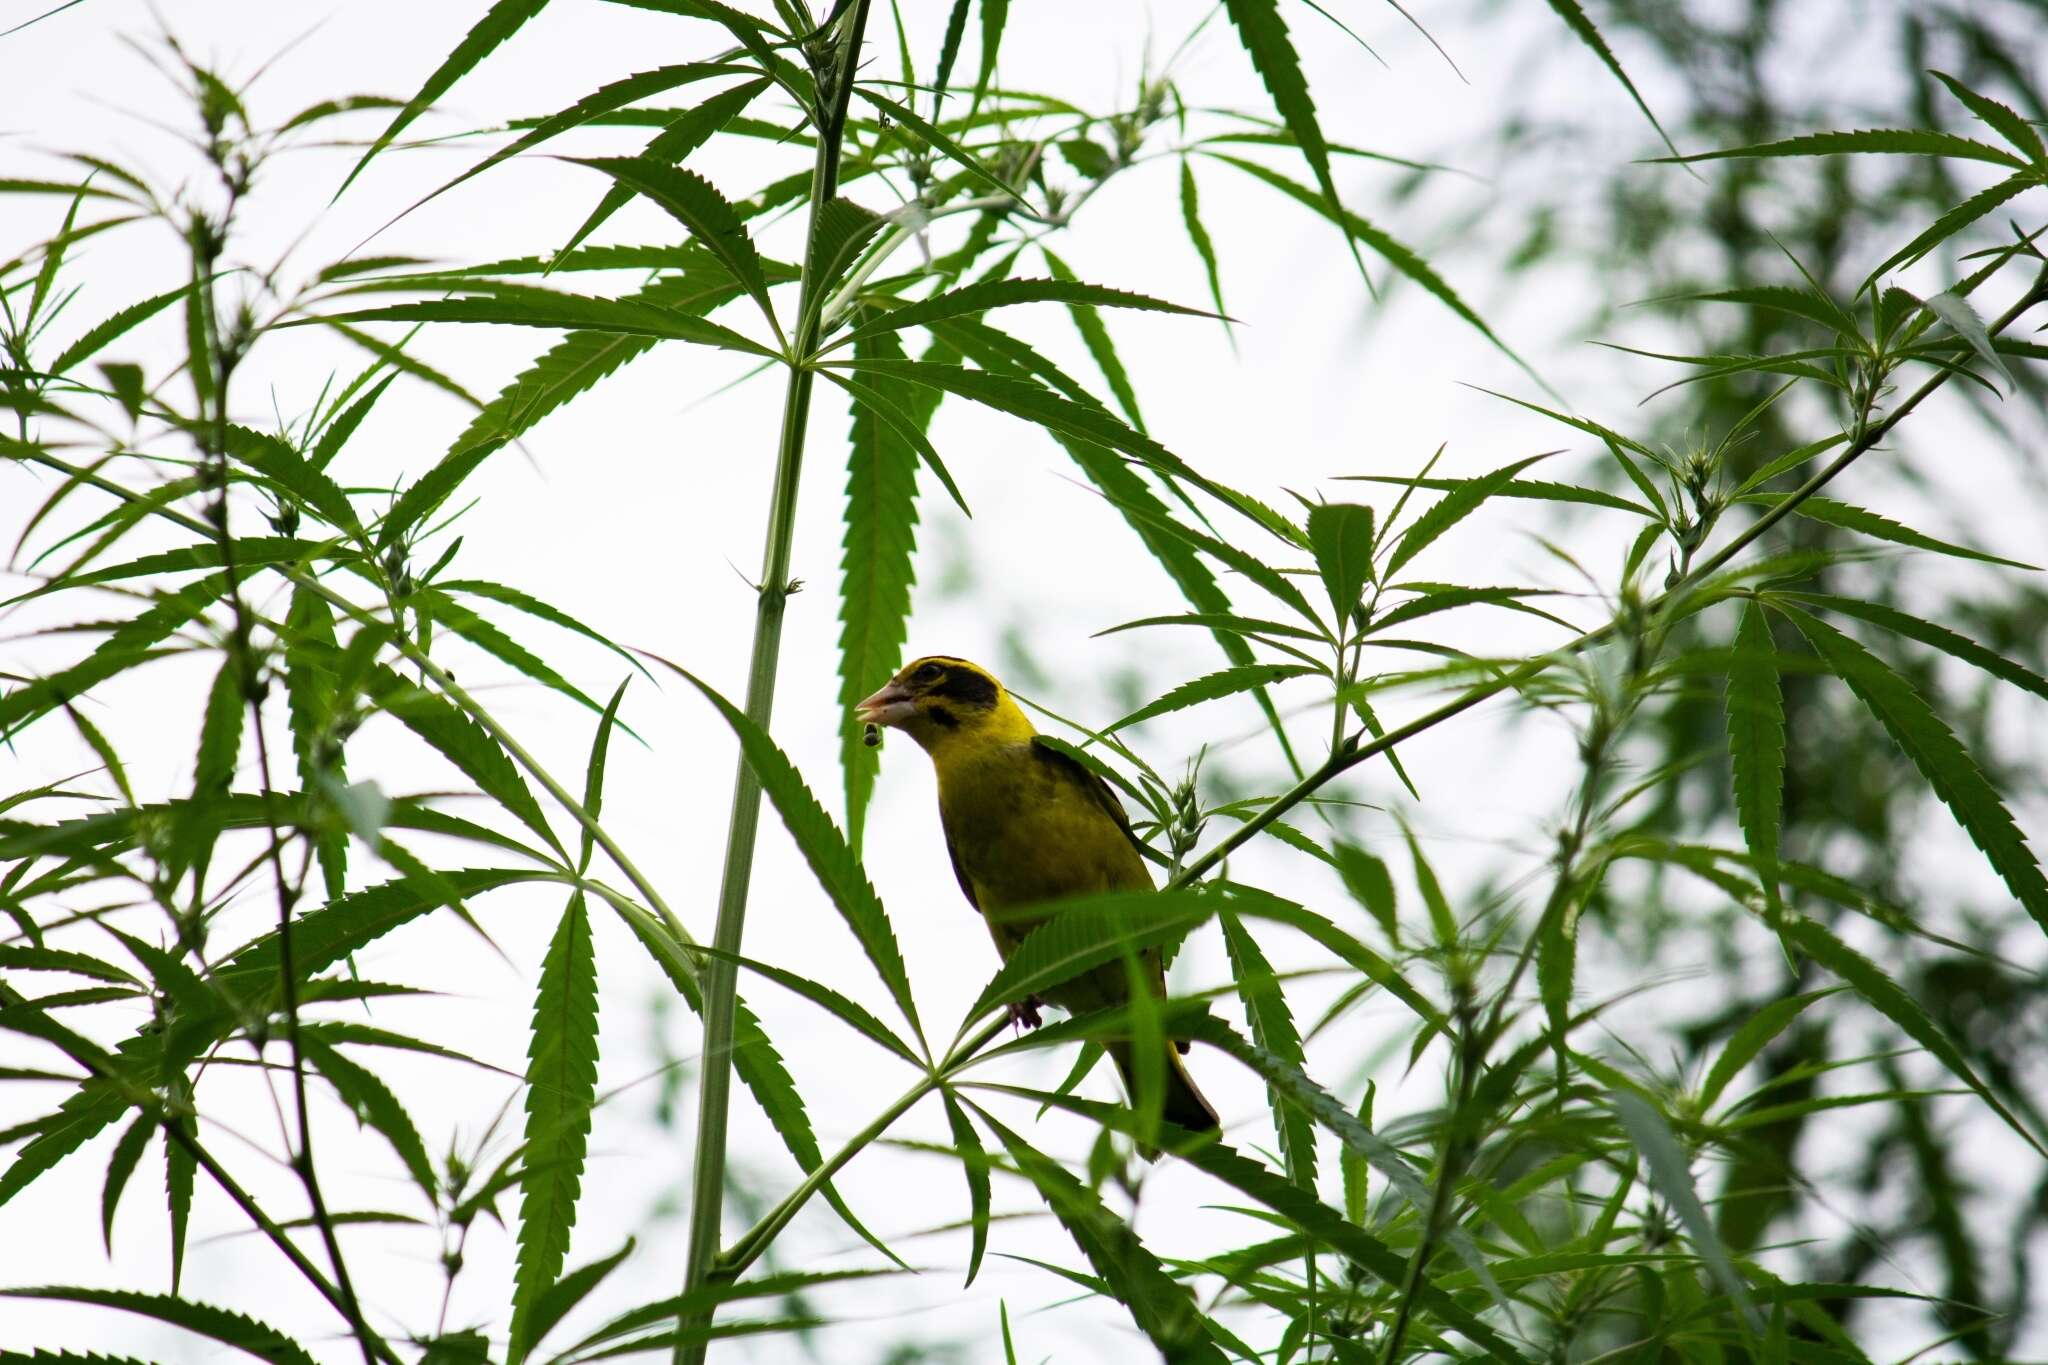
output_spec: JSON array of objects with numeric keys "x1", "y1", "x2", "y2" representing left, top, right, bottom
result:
[{"x1": 862, "y1": 722, "x2": 881, "y2": 749}]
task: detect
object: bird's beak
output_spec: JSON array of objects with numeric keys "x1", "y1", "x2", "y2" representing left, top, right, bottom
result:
[{"x1": 855, "y1": 681, "x2": 917, "y2": 728}]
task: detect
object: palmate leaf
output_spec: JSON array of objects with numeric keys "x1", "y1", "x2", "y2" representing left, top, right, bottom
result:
[
  {"x1": 0, "y1": 1286, "x2": 317, "y2": 1365},
  {"x1": 664, "y1": 665, "x2": 922, "y2": 1040},
  {"x1": 976, "y1": 1108, "x2": 1222, "y2": 1363},
  {"x1": 1217, "y1": 919, "x2": 1315, "y2": 1189},
  {"x1": 510, "y1": 893, "x2": 601, "y2": 1361},
  {"x1": 1103, "y1": 663, "x2": 1320, "y2": 735},
  {"x1": 1786, "y1": 608, "x2": 2048, "y2": 941},
  {"x1": 339, "y1": 0, "x2": 554, "y2": 196},
  {"x1": 1725, "y1": 600, "x2": 1785, "y2": 908},
  {"x1": 838, "y1": 331, "x2": 928, "y2": 852},
  {"x1": 1779, "y1": 915, "x2": 2042, "y2": 1155}
]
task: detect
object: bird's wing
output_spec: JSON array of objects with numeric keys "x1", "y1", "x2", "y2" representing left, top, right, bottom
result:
[
  {"x1": 1029, "y1": 737, "x2": 1153, "y2": 863},
  {"x1": 941, "y1": 821, "x2": 982, "y2": 913}
]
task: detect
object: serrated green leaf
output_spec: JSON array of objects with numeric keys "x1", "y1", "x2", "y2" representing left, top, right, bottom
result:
[
  {"x1": 302, "y1": 1036, "x2": 436, "y2": 1193},
  {"x1": 520, "y1": 1237, "x2": 633, "y2": 1360},
  {"x1": 1219, "y1": 0, "x2": 1349, "y2": 268},
  {"x1": 1386, "y1": 454, "x2": 1549, "y2": 578},
  {"x1": 369, "y1": 666, "x2": 562, "y2": 856},
  {"x1": 98, "y1": 1114, "x2": 151, "y2": 1256},
  {"x1": 1699, "y1": 991, "x2": 1833, "y2": 1111},
  {"x1": 838, "y1": 332, "x2": 926, "y2": 852},
  {"x1": 966, "y1": 890, "x2": 1214, "y2": 1023},
  {"x1": 1787, "y1": 608, "x2": 2048, "y2": 940},
  {"x1": 1217, "y1": 913, "x2": 1316, "y2": 1189},
  {"x1": 1775, "y1": 591, "x2": 2048, "y2": 700},
  {"x1": 1541, "y1": 0, "x2": 1678, "y2": 155},
  {"x1": 1104, "y1": 663, "x2": 1319, "y2": 735},
  {"x1": 1726, "y1": 600, "x2": 1785, "y2": 910},
  {"x1": 1914, "y1": 287, "x2": 2018, "y2": 390},
  {"x1": 1930, "y1": 70, "x2": 2046, "y2": 163},
  {"x1": 1780, "y1": 915, "x2": 2041, "y2": 1154},
  {"x1": 48, "y1": 282, "x2": 197, "y2": 376},
  {"x1": 853, "y1": 88, "x2": 1022, "y2": 204},
  {"x1": 556, "y1": 79, "x2": 771, "y2": 261},
  {"x1": 1305, "y1": 501, "x2": 1374, "y2": 629},
  {"x1": 339, "y1": 0, "x2": 552, "y2": 197},
  {"x1": 0, "y1": 1286, "x2": 318, "y2": 1365},
  {"x1": 841, "y1": 276, "x2": 1211, "y2": 350},
  {"x1": 1655, "y1": 127, "x2": 2030, "y2": 170},
  {"x1": 663, "y1": 665, "x2": 921, "y2": 1039},
  {"x1": 941, "y1": 1092, "x2": 991, "y2": 1287},
  {"x1": 1177, "y1": 161, "x2": 1230, "y2": 332},
  {"x1": 510, "y1": 894, "x2": 600, "y2": 1360},
  {"x1": 1744, "y1": 493, "x2": 2035, "y2": 569},
  {"x1": 1871, "y1": 173, "x2": 2036, "y2": 281},
  {"x1": 569, "y1": 158, "x2": 774, "y2": 323}
]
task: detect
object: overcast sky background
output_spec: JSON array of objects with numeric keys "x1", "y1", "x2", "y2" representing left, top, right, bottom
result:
[{"x1": 4, "y1": 1, "x2": 2046, "y2": 1360}]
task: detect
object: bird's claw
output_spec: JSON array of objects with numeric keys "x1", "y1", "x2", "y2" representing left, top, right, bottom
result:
[{"x1": 1006, "y1": 997, "x2": 1044, "y2": 1032}]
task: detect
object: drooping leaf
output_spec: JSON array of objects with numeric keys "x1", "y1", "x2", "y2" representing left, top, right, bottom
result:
[
  {"x1": 1744, "y1": 493, "x2": 2034, "y2": 569},
  {"x1": 978, "y1": 1109, "x2": 1222, "y2": 1362},
  {"x1": 941, "y1": 1092, "x2": 992, "y2": 1287},
  {"x1": 301, "y1": 1036, "x2": 437, "y2": 1194},
  {"x1": 340, "y1": 0, "x2": 554, "y2": 196},
  {"x1": 1539, "y1": 0, "x2": 1678, "y2": 155},
  {"x1": 662, "y1": 665, "x2": 921, "y2": 1040},
  {"x1": 1779, "y1": 914, "x2": 2041, "y2": 1154},
  {"x1": 1218, "y1": 0, "x2": 1349, "y2": 266},
  {"x1": 1787, "y1": 609, "x2": 2048, "y2": 940}
]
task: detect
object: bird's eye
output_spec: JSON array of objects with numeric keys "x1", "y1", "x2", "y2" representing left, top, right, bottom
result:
[{"x1": 912, "y1": 663, "x2": 942, "y2": 684}]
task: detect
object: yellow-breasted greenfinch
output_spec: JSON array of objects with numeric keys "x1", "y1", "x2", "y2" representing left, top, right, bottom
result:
[{"x1": 857, "y1": 655, "x2": 1219, "y2": 1143}]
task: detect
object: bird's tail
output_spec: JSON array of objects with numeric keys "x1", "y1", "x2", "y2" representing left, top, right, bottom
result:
[{"x1": 1108, "y1": 1040, "x2": 1219, "y2": 1159}]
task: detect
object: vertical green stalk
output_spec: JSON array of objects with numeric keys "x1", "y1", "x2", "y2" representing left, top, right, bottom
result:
[{"x1": 675, "y1": 5, "x2": 874, "y2": 1361}]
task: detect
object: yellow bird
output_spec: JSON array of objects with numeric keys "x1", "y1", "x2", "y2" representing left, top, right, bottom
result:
[{"x1": 857, "y1": 655, "x2": 1218, "y2": 1143}]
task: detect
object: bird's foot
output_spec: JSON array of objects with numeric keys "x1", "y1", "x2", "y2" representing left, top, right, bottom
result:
[{"x1": 1006, "y1": 997, "x2": 1044, "y2": 1032}]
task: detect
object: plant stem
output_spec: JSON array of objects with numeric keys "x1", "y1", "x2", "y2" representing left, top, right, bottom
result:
[{"x1": 675, "y1": 6, "x2": 873, "y2": 1360}]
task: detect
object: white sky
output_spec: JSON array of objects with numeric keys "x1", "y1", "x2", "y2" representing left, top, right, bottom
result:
[{"x1": 4, "y1": 1, "x2": 2046, "y2": 1360}]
